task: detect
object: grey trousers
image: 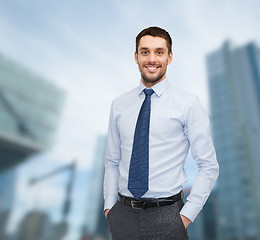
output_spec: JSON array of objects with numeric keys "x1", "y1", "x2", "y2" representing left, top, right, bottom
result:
[{"x1": 107, "y1": 199, "x2": 189, "y2": 240}]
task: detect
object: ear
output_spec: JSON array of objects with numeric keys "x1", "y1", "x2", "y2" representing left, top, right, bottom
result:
[
  {"x1": 167, "y1": 51, "x2": 173, "y2": 65},
  {"x1": 134, "y1": 52, "x2": 138, "y2": 64}
]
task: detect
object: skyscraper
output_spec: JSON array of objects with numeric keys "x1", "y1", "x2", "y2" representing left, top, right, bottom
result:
[
  {"x1": 15, "y1": 210, "x2": 52, "y2": 240},
  {"x1": 0, "y1": 51, "x2": 65, "y2": 211},
  {"x1": 84, "y1": 135, "x2": 110, "y2": 239},
  {"x1": 0, "y1": 168, "x2": 16, "y2": 239},
  {"x1": 0, "y1": 169, "x2": 16, "y2": 210},
  {"x1": 0, "y1": 53, "x2": 65, "y2": 172},
  {"x1": 0, "y1": 52, "x2": 65, "y2": 239},
  {"x1": 207, "y1": 41, "x2": 260, "y2": 240}
]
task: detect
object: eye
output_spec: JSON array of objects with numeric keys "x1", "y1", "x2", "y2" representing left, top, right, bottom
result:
[
  {"x1": 157, "y1": 51, "x2": 163, "y2": 55},
  {"x1": 142, "y1": 51, "x2": 148, "y2": 55}
]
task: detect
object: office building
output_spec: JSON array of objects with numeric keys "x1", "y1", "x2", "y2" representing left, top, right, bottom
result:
[
  {"x1": 207, "y1": 41, "x2": 260, "y2": 240},
  {"x1": 84, "y1": 135, "x2": 110, "y2": 239},
  {"x1": 0, "y1": 168, "x2": 16, "y2": 210},
  {"x1": 0, "y1": 53, "x2": 65, "y2": 172},
  {"x1": 202, "y1": 190, "x2": 218, "y2": 240},
  {"x1": 15, "y1": 210, "x2": 52, "y2": 240},
  {"x1": 0, "y1": 168, "x2": 16, "y2": 238},
  {"x1": 0, "y1": 52, "x2": 65, "y2": 239}
]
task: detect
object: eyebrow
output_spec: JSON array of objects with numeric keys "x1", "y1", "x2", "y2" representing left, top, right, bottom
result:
[{"x1": 139, "y1": 47, "x2": 166, "y2": 51}]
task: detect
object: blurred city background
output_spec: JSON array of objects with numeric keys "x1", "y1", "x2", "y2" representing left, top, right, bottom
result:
[{"x1": 0, "y1": 0, "x2": 260, "y2": 239}]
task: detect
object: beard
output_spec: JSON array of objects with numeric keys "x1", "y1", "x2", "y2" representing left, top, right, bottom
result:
[
  {"x1": 141, "y1": 71, "x2": 165, "y2": 84},
  {"x1": 139, "y1": 64, "x2": 167, "y2": 85}
]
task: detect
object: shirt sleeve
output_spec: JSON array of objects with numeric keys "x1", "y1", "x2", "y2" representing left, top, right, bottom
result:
[
  {"x1": 180, "y1": 96, "x2": 219, "y2": 222},
  {"x1": 103, "y1": 100, "x2": 121, "y2": 211}
]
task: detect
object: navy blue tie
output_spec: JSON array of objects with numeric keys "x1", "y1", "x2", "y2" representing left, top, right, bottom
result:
[{"x1": 128, "y1": 88, "x2": 154, "y2": 199}]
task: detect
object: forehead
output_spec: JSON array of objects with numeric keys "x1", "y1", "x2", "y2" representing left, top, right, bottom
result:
[{"x1": 138, "y1": 35, "x2": 167, "y2": 50}]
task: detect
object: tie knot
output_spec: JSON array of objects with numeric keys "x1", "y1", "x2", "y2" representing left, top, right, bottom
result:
[{"x1": 144, "y1": 88, "x2": 154, "y2": 97}]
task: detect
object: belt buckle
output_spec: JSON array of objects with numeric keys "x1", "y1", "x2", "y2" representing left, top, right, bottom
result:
[{"x1": 131, "y1": 200, "x2": 145, "y2": 209}]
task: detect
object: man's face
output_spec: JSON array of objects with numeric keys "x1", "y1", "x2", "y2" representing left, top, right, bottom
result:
[{"x1": 135, "y1": 35, "x2": 173, "y2": 87}]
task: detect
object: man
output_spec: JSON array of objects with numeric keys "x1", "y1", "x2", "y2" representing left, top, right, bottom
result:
[{"x1": 103, "y1": 26, "x2": 219, "y2": 240}]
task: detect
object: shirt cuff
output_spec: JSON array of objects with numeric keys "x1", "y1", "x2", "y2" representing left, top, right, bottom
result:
[
  {"x1": 180, "y1": 200, "x2": 202, "y2": 222},
  {"x1": 104, "y1": 195, "x2": 118, "y2": 212}
]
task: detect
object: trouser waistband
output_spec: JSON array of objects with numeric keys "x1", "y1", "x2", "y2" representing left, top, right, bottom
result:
[{"x1": 118, "y1": 191, "x2": 183, "y2": 209}]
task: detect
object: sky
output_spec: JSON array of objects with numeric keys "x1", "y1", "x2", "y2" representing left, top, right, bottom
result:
[{"x1": 0, "y1": 0, "x2": 260, "y2": 239}]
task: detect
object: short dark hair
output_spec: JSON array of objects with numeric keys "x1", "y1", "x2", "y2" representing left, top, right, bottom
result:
[{"x1": 136, "y1": 26, "x2": 172, "y2": 53}]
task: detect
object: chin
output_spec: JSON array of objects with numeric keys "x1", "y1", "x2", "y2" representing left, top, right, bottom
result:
[{"x1": 142, "y1": 75, "x2": 164, "y2": 84}]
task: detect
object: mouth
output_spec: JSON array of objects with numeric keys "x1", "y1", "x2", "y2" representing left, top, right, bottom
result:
[{"x1": 145, "y1": 65, "x2": 160, "y2": 73}]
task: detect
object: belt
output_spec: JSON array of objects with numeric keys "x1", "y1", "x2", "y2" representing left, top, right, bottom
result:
[{"x1": 118, "y1": 191, "x2": 183, "y2": 209}]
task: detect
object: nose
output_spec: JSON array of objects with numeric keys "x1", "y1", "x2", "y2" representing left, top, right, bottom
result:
[{"x1": 148, "y1": 52, "x2": 156, "y2": 63}]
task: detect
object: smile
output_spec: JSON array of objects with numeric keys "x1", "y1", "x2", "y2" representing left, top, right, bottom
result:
[{"x1": 145, "y1": 65, "x2": 160, "y2": 72}]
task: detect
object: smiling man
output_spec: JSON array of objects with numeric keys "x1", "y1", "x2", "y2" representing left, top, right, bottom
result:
[
  {"x1": 135, "y1": 35, "x2": 171, "y2": 86},
  {"x1": 104, "y1": 26, "x2": 219, "y2": 240}
]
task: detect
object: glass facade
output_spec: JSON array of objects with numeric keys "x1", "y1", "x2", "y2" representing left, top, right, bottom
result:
[
  {"x1": 0, "y1": 168, "x2": 16, "y2": 210},
  {"x1": 207, "y1": 42, "x2": 260, "y2": 240},
  {"x1": 84, "y1": 135, "x2": 110, "y2": 239},
  {"x1": 0, "y1": 53, "x2": 65, "y2": 171}
]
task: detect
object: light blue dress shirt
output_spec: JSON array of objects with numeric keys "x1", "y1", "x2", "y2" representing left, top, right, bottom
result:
[{"x1": 103, "y1": 79, "x2": 219, "y2": 222}]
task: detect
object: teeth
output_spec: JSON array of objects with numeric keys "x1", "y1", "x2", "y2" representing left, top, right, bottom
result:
[{"x1": 147, "y1": 67, "x2": 156, "y2": 69}]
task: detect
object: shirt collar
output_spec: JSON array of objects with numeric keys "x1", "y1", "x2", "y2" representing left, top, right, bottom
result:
[{"x1": 138, "y1": 78, "x2": 170, "y2": 97}]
